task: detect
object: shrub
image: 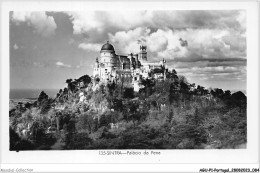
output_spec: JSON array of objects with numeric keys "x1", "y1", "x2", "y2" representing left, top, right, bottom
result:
[{"x1": 66, "y1": 132, "x2": 92, "y2": 149}]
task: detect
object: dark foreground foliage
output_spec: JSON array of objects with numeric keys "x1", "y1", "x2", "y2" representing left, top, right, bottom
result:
[{"x1": 9, "y1": 72, "x2": 247, "y2": 150}]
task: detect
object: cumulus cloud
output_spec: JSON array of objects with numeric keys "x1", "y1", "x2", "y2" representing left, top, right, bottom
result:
[
  {"x1": 66, "y1": 11, "x2": 245, "y2": 37},
  {"x1": 56, "y1": 61, "x2": 71, "y2": 68},
  {"x1": 66, "y1": 11, "x2": 152, "y2": 34},
  {"x1": 107, "y1": 27, "x2": 246, "y2": 67},
  {"x1": 108, "y1": 28, "x2": 169, "y2": 54},
  {"x1": 109, "y1": 26, "x2": 246, "y2": 62},
  {"x1": 108, "y1": 27, "x2": 151, "y2": 53},
  {"x1": 64, "y1": 11, "x2": 246, "y2": 61},
  {"x1": 146, "y1": 29, "x2": 168, "y2": 52},
  {"x1": 12, "y1": 12, "x2": 57, "y2": 37},
  {"x1": 159, "y1": 28, "x2": 245, "y2": 61}
]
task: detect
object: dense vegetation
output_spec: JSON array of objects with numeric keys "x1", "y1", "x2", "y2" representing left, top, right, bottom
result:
[{"x1": 9, "y1": 70, "x2": 247, "y2": 150}]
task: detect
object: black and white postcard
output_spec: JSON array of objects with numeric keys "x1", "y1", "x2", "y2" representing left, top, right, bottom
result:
[{"x1": 0, "y1": 1, "x2": 259, "y2": 172}]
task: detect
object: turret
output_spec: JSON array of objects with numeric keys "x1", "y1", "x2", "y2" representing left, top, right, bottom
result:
[
  {"x1": 99, "y1": 41, "x2": 116, "y2": 80},
  {"x1": 139, "y1": 45, "x2": 147, "y2": 62}
]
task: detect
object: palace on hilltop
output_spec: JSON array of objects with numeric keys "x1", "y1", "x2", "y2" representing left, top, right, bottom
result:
[{"x1": 93, "y1": 41, "x2": 168, "y2": 91}]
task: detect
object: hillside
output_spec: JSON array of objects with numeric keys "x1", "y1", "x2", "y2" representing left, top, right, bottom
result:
[{"x1": 9, "y1": 70, "x2": 247, "y2": 150}]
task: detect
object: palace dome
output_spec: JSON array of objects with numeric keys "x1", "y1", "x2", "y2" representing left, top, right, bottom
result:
[{"x1": 100, "y1": 41, "x2": 115, "y2": 53}]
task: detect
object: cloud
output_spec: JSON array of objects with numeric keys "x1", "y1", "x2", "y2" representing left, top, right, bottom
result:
[
  {"x1": 176, "y1": 65, "x2": 246, "y2": 85},
  {"x1": 236, "y1": 11, "x2": 246, "y2": 32},
  {"x1": 108, "y1": 28, "x2": 169, "y2": 54},
  {"x1": 64, "y1": 11, "x2": 246, "y2": 63},
  {"x1": 179, "y1": 38, "x2": 188, "y2": 47},
  {"x1": 146, "y1": 29, "x2": 168, "y2": 52},
  {"x1": 32, "y1": 61, "x2": 50, "y2": 68},
  {"x1": 107, "y1": 27, "x2": 246, "y2": 65},
  {"x1": 78, "y1": 43, "x2": 102, "y2": 52},
  {"x1": 66, "y1": 11, "x2": 245, "y2": 35},
  {"x1": 13, "y1": 44, "x2": 19, "y2": 50},
  {"x1": 158, "y1": 28, "x2": 246, "y2": 61},
  {"x1": 108, "y1": 27, "x2": 151, "y2": 54},
  {"x1": 66, "y1": 11, "x2": 152, "y2": 34},
  {"x1": 12, "y1": 12, "x2": 57, "y2": 37},
  {"x1": 222, "y1": 35, "x2": 246, "y2": 51},
  {"x1": 56, "y1": 61, "x2": 71, "y2": 68},
  {"x1": 176, "y1": 65, "x2": 246, "y2": 82}
]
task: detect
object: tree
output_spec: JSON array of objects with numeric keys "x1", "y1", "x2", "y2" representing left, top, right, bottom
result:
[
  {"x1": 24, "y1": 102, "x2": 32, "y2": 109},
  {"x1": 167, "y1": 109, "x2": 174, "y2": 124},
  {"x1": 169, "y1": 83, "x2": 174, "y2": 105},
  {"x1": 112, "y1": 98, "x2": 123, "y2": 112},
  {"x1": 77, "y1": 75, "x2": 92, "y2": 88},
  {"x1": 222, "y1": 90, "x2": 232, "y2": 104},
  {"x1": 37, "y1": 91, "x2": 48, "y2": 106},
  {"x1": 10, "y1": 127, "x2": 22, "y2": 150},
  {"x1": 179, "y1": 76, "x2": 190, "y2": 102},
  {"x1": 66, "y1": 79, "x2": 73, "y2": 86},
  {"x1": 107, "y1": 81, "x2": 116, "y2": 97},
  {"x1": 63, "y1": 115, "x2": 77, "y2": 148},
  {"x1": 169, "y1": 82, "x2": 179, "y2": 106},
  {"x1": 66, "y1": 132, "x2": 92, "y2": 149},
  {"x1": 30, "y1": 120, "x2": 46, "y2": 144},
  {"x1": 99, "y1": 114, "x2": 109, "y2": 128},
  {"x1": 230, "y1": 91, "x2": 247, "y2": 109},
  {"x1": 123, "y1": 88, "x2": 134, "y2": 99},
  {"x1": 196, "y1": 85, "x2": 208, "y2": 95},
  {"x1": 140, "y1": 78, "x2": 155, "y2": 97},
  {"x1": 76, "y1": 113, "x2": 97, "y2": 133},
  {"x1": 40, "y1": 99, "x2": 51, "y2": 114},
  {"x1": 118, "y1": 75, "x2": 126, "y2": 97},
  {"x1": 211, "y1": 88, "x2": 224, "y2": 98},
  {"x1": 37, "y1": 91, "x2": 51, "y2": 114},
  {"x1": 65, "y1": 78, "x2": 78, "y2": 93},
  {"x1": 65, "y1": 79, "x2": 73, "y2": 91},
  {"x1": 166, "y1": 69, "x2": 178, "y2": 81}
]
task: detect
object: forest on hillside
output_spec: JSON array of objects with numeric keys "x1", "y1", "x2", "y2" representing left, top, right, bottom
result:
[{"x1": 9, "y1": 70, "x2": 247, "y2": 150}]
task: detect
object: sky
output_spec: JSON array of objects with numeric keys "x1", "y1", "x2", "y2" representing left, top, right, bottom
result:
[{"x1": 10, "y1": 11, "x2": 246, "y2": 92}]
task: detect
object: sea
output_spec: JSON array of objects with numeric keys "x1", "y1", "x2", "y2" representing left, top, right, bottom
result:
[{"x1": 10, "y1": 89, "x2": 59, "y2": 99}]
